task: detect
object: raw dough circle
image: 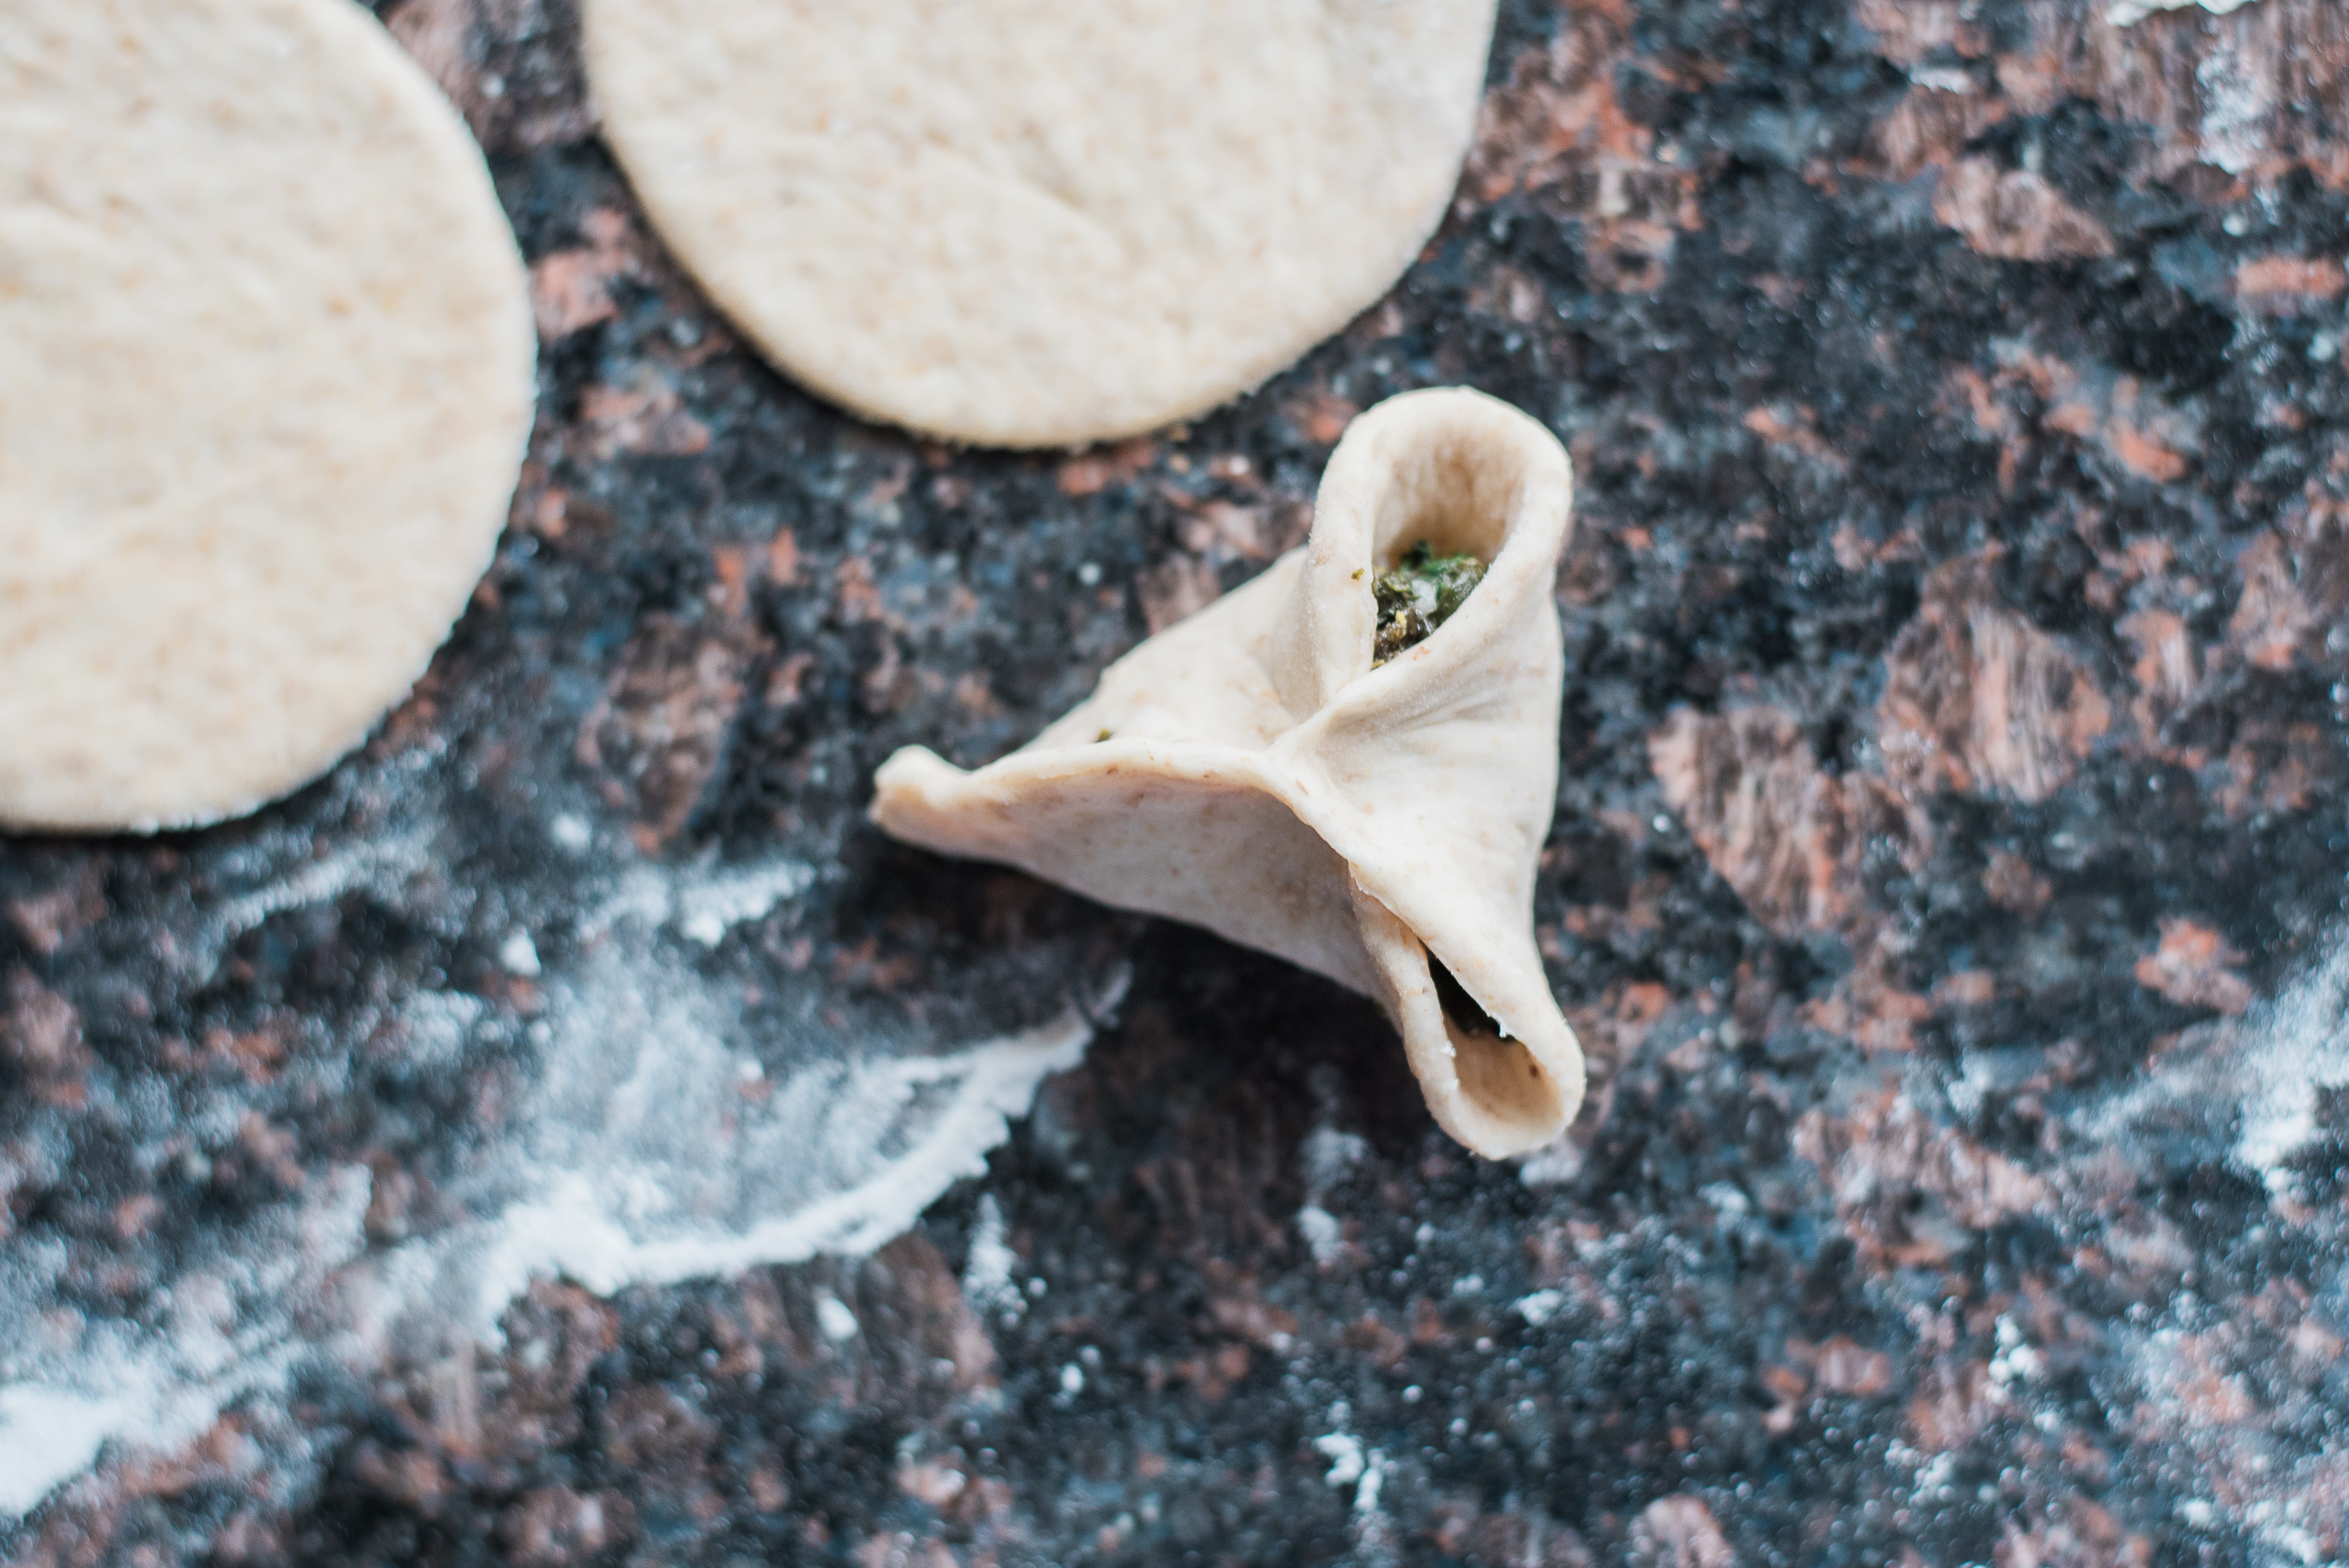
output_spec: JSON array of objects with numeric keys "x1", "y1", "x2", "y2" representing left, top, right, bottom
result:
[
  {"x1": 583, "y1": 0, "x2": 1496, "y2": 448},
  {"x1": 0, "y1": 0, "x2": 536, "y2": 834}
]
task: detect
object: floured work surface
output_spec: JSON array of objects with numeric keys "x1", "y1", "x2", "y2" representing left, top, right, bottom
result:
[{"x1": 8, "y1": 0, "x2": 2349, "y2": 1562}]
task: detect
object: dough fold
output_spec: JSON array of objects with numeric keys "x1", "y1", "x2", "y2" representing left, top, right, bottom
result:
[{"x1": 873, "y1": 388, "x2": 1583, "y2": 1157}]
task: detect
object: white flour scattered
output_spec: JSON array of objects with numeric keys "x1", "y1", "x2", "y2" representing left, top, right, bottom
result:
[
  {"x1": 1300, "y1": 1126, "x2": 1368, "y2": 1191},
  {"x1": 814, "y1": 1294, "x2": 861, "y2": 1343},
  {"x1": 1295, "y1": 1204, "x2": 1345, "y2": 1265},
  {"x1": 676, "y1": 858, "x2": 819, "y2": 946},
  {"x1": 457, "y1": 990, "x2": 1095, "y2": 1332},
  {"x1": 1313, "y1": 1419, "x2": 1397, "y2": 1566},
  {"x1": 0, "y1": 789, "x2": 1110, "y2": 1520},
  {"x1": 575, "y1": 853, "x2": 814, "y2": 946},
  {"x1": 500, "y1": 928, "x2": 543, "y2": 975},
  {"x1": 194, "y1": 827, "x2": 435, "y2": 975},
  {"x1": 1314, "y1": 1429, "x2": 1368, "y2": 1487},
  {"x1": 961, "y1": 1193, "x2": 1024, "y2": 1321},
  {"x1": 1992, "y1": 928, "x2": 2349, "y2": 1561},
  {"x1": 1291, "y1": 1117, "x2": 1368, "y2": 1266},
  {"x1": 2192, "y1": 28, "x2": 2271, "y2": 175},
  {"x1": 0, "y1": 1164, "x2": 374, "y2": 1516},
  {"x1": 0, "y1": 1387, "x2": 143, "y2": 1518},
  {"x1": 2107, "y1": 1303, "x2": 2340, "y2": 1566},
  {"x1": 2228, "y1": 939, "x2": 2349, "y2": 1185},
  {"x1": 1512, "y1": 1289, "x2": 1566, "y2": 1326},
  {"x1": 2087, "y1": 931, "x2": 2349, "y2": 1196},
  {"x1": 2105, "y1": 0, "x2": 2260, "y2": 27},
  {"x1": 1515, "y1": 1135, "x2": 1585, "y2": 1187}
]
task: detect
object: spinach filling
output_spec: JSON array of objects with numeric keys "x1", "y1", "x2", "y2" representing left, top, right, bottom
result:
[{"x1": 1370, "y1": 541, "x2": 1486, "y2": 665}]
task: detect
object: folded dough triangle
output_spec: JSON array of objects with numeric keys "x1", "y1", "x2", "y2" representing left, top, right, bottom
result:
[{"x1": 873, "y1": 387, "x2": 1583, "y2": 1157}]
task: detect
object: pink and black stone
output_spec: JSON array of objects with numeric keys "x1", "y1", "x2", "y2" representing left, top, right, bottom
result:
[{"x1": 6, "y1": 0, "x2": 2349, "y2": 1561}]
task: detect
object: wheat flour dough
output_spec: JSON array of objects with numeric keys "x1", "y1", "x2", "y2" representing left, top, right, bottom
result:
[
  {"x1": 583, "y1": 0, "x2": 1496, "y2": 448},
  {"x1": 874, "y1": 389, "x2": 1584, "y2": 1157},
  {"x1": 0, "y1": 0, "x2": 536, "y2": 833}
]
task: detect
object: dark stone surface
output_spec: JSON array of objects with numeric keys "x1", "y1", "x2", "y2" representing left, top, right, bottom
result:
[{"x1": 9, "y1": 0, "x2": 2349, "y2": 1563}]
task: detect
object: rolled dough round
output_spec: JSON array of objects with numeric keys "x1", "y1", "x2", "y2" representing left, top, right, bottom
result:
[
  {"x1": 0, "y1": 0, "x2": 536, "y2": 834},
  {"x1": 582, "y1": 0, "x2": 1496, "y2": 448}
]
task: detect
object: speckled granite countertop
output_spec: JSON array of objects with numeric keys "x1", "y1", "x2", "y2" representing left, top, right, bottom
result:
[{"x1": 8, "y1": 0, "x2": 2349, "y2": 1563}]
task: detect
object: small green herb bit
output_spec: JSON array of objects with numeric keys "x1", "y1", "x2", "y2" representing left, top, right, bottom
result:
[{"x1": 1370, "y1": 541, "x2": 1485, "y2": 665}]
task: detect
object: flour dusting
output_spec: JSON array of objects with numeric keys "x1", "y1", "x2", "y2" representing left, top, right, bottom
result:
[
  {"x1": 2088, "y1": 931, "x2": 2349, "y2": 1195},
  {"x1": 0, "y1": 781, "x2": 1110, "y2": 1521},
  {"x1": 2230, "y1": 938, "x2": 2349, "y2": 1187},
  {"x1": 0, "y1": 1386, "x2": 142, "y2": 1518},
  {"x1": 2105, "y1": 0, "x2": 2261, "y2": 27}
]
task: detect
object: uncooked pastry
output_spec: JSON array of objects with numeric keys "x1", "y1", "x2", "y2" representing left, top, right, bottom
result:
[
  {"x1": 0, "y1": 0, "x2": 536, "y2": 833},
  {"x1": 582, "y1": 0, "x2": 1497, "y2": 449},
  {"x1": 873, "y1": 388, "x2": 1584, "y2": 1157}
]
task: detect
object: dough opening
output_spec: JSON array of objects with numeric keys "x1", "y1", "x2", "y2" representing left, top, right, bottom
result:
[
  {"x1": 1365, "y1": 413, "x2": 1535, "y2": 565},
  {"x1": 1431, "y1": 953, "x2": 1568, "y2": 1143}
]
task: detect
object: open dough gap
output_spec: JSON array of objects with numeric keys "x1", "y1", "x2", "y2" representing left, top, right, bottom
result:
[
  {"x1": 1366, "y1": 437, "x2": 1517, "y2": 570},
  {"x1": 1348, "y1": 878, "x2": 1574, "y2": 1159},
  {"x1": 1434, "y1": 948, "x2": 1566, "y2": 1137}
]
